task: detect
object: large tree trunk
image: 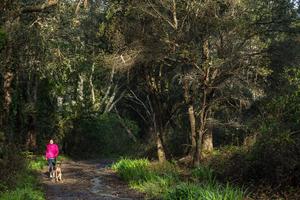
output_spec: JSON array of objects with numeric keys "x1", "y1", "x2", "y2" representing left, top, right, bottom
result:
[
  {"x1": 193, "y1": 87, "x2": 208, "y2": 167},
  {"x1": 202, "y1": 109, "x2": 213, "y2": 157},
  {"x1": 183, "y1": 78, "x2": 197, "y2": 157},
  {"x1": 193, "y1": 127, "x2": 203, "y2": 167},
  {"x1": 153, "y1": 112, "x2": 167, "y2": 162},
  {"x1": 156, "y1": 130, "x2": 166, "y2": 162},
  {"x1": 193, "y1": 113, "x2": 206, "y2": 167}
]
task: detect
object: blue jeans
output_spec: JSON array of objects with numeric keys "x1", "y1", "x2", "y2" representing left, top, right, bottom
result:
[{"x1": 48, "y1": 158, "x2": 56, "y2": 173}]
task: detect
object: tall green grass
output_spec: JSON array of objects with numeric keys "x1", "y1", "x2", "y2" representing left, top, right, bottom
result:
[
  {"x1": 0, "y1": 168, "x2": 45, "y2": 200},
  {"x1": 165, "y1": 182, "x2": 246, "y2": 200},
  {"x1": 0, "y1": 153, "x2": 49, "y2": 200},
  {"x1": 112, "y1": 158, "x2": 152, "y2": 182},
  {"x1": 112, "y1": 158, "x2": 247, "y2": 200}
]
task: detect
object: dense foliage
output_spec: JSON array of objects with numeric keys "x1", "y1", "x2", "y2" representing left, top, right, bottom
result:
[{"x1": 0, "y1": 0, "x2": 299, "y2": 198}]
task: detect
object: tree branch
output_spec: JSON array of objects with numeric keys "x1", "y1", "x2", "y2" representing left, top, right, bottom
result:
[{"x1": 21, "y1": 0, "x2": 59, "y2": 14}]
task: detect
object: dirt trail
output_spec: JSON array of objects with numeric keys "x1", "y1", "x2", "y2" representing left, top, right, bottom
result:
[{"x1": 40, "y1": 160, "x2": 144, "y2": 200}]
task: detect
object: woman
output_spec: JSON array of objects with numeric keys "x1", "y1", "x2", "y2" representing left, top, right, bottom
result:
[{"x1": 45, "y1": 139, "x2": 59, "y2": 178}]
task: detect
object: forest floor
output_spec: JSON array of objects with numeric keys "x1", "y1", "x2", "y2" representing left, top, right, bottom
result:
[{"x1": 40, "y1": 159, "x2": 144, "y2": 200}]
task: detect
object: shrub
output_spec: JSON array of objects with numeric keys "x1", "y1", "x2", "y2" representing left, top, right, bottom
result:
[
  {"x1": 28, "y1": 156, "x2": 45, "y2": 171},
  {"x1": 0, "y1": 154, "x2": 45, "y2": 200},
  {"x1": 150, "y1": 161, "x2": 180, "y2": 179},
  {"x1": 112, "y1": 159, "x2": 182, "y2": 198},
  {"x1": 192, "y1": 165, "x2": 216, "y2": 184},
  {"x1": 112, "y1": 158, "x2": 247, "y2": 200},
  {"x1": 112, "y1": 158, "x2": 152, "y2": 182}
]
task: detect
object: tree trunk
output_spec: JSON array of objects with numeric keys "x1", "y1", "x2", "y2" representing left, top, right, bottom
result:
[
  {"x1": 77, "y1": 74, "x2": 84, "y2": 103},
  {"x1": 156, "y1": 130, "x2": 166, "y2": 162},
  {"x1": 153, "y1": 112, "x2": 166, "y2": 162},
  {"x1": 3, "y1": 71, "x2": 14, "y2": 121},
  {"x1": 201, "y1": 129, "x2": 213, "y2": 157},
  {"x1": 90, "y1": 63, "x2": 96, "y2": 106},
  {"x1": 183, "y1": 78, "x2": 197, "y2": 157},
  {"x1": 193, "y1": 87, "x2": 208, "y2": 167},
  {"x1": 2, "y1": 71, "x2": 14, "y2": 143},
  {"x1": 193, "y1": 128, "x2": 203, "y2": 167}
]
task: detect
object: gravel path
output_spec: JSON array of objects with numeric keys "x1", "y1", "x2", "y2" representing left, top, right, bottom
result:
[{"x1": 40, "y1": 160, "x2": 144, "y2": 200}]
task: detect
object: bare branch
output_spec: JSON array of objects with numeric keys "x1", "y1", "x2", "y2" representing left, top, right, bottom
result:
[{"x1": 114, "y1": 107, "x2": 137, "y2": 142}]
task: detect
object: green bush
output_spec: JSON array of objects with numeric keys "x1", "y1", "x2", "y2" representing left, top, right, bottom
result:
[
  {"x1": 112, "y1": 158, "x2": 152, "y2": 182},
  {"x1": 28, "y1": 156, "x2": 45, "y2": 171},
  {"x1": 192, "y1": 166, "x2": 216, "y2": 184}
]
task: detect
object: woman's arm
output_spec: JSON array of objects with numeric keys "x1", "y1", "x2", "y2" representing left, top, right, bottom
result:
[{"x1": 54, "y1": 144, "x2": 59, "y2": 157}]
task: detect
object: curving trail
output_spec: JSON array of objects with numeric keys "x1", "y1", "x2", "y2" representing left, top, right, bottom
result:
[{"x1": 40, "y1": 160, "x2": 144, "y2": 200}]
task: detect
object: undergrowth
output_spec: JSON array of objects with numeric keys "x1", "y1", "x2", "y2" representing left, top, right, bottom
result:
[
  {"x1": 0, "y1": 152, "x2": 69, "y2": 200},
  {"x1": 112, "y1": 158, "x2": 247, "y2": 200}
]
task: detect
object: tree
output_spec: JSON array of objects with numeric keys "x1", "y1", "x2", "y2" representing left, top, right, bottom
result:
[{"x1": 103, "y1": 0, "x2": 299, "y2": 165}]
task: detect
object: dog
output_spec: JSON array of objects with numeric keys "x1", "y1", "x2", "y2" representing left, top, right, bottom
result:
[{"x1": 54, "y1": 161, "x2": 63, "y2": 183}]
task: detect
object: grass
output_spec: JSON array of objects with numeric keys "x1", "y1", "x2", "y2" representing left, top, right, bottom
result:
[
  {"x1": 0, "y1": 153, "x2": 69, "y2": 200},
  {"x1": 191, "y1": 166, "x2": 216, "y2": 184},
  {"x1": 112, "y1": 158, "x2": 247, "y2": 200},
  {"x1": 0, "y1": 160, "x2": 45, "y2": 200},
  {"x1": 0, "y1": 187, "x2": 44, "y2": 200},
  {"x1": 111, "y1": 158, "x2": 152, "y2": 182},
  {"x1": 165, "y1": 182, "x2": 246, "y2": 200}
]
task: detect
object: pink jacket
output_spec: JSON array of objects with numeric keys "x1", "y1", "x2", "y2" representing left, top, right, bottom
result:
[{"x1": 45, "y1": 144, "x2": 59, "y2": 160}]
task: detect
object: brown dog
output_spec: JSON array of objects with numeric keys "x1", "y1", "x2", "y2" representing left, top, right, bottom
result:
[{"x1": 55, "y1": 162, "x2": 63, "y2": 182}]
